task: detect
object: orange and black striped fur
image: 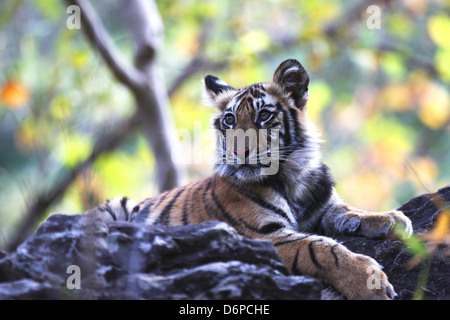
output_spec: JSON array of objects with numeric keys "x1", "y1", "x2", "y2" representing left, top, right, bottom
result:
[{"x1": 91, "y1": 59, "x2": 413, "y2": 300}]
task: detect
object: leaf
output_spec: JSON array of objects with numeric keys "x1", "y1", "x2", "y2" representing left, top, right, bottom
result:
[
  {"x1": 337, "y1": 171, "x2": 393, "y2": 211},
  {"x1": 427, "y1": 209, "x2": 450, "y2": 243},
  {"x1": 0, "y1": 80, "x2": 30, "y2": 109},
  {"x1": 350, "y1": 49, "x2": 378, "y2": 73},
  {"x1": 93, "y1": 144, "x2": 155, "y2": 200},
  {"x1": 33, "y1": 0, "x2": 63, "y2": 20},
  {"x1": 427, "y1": 14, "x2": 450, "y2": 50},
  {"x1": 381, "y1": 83, "x2": 412, "y2": 111},
  {"x1": 408, "y1": 156, "x2": 439, "y2": 190},
  {"x1": 381, "y1": 53, "x2": 407, "y2": 81},
  {"x1": 361, "y1": 115, "x2": 415, "y2": 152},
  {"x1": 418, "y1": 82, "x2": 450, "y2": 130},
  {"x1": 57, "y1": 134, "x2": 93, "y2": 168},
  {"x1": 386, "y1": 13, "x2": 414, "y2": 39},
  {"x1": 14, "y1": 120, "x2": 37, "y2": 152},
  {"x1": 50, "y1": 95, "x2": 72, "y2": 120},
  {"x1": 240, "y1": 30, "x2": 271, "y2": 54},
  {"x1": 71, "y1": 50, "x2": 90, "y2": 69},
  {"x1": 434, "y1": 48, "x2": 450, "y2": 82},
  {"x1": 192, "y1": 1, "x2": 219, "y2": 19},
  {"x1": 402, "y1": 231, "x2": 430, "y2": 259},
  {"x1": 307, "y1": 81, "x2": 331, "y2": 124}
]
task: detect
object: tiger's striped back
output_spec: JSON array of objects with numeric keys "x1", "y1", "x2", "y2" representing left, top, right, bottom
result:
[{"x1": 136, "y1": 174, "x2": 301, "y2": 239}]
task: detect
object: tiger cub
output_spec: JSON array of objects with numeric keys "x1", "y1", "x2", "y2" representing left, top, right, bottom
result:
[{"x1": 91, "y1": 59, "x2": 413, "y2": 300}]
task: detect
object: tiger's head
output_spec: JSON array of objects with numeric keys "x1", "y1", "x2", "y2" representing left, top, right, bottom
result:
[{"x1": 203, "y1": 59, "x2": 321, "y2": 184}]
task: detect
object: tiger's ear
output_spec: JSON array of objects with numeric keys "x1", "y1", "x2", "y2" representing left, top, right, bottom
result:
[
  {"x1": 202, "y1": 75, "x2": 236, "y2": 110},
  {"x1": 273, "y1": 59, "x2": 309, "y2": 110}
]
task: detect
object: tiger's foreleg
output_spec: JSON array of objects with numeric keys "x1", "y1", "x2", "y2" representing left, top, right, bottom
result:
[
  {"x1": 268, "y1": 230, "x2": 396, "y2": 300},
  {"x1": 320, "y1": 192, "x2": 413, "y2": 240}
]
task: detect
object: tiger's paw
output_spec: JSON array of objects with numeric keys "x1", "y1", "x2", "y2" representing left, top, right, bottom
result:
[
  {"x1": 335, "y1": 252, "x2": 396, "y2": 300},
  {"x1": 358, "y1": 210, "x2": 413, "y2": 240}
]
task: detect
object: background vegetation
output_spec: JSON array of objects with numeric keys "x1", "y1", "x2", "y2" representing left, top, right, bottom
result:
[{"x1": 0, "y1": 0, "x2": 449, "y2": 250}]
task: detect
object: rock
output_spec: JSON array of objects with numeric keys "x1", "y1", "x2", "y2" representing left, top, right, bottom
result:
[
  {"x1": 0, "y1": 186, "x2": 448, "y2": 300},
  {"x1": 0, "y1": 217, "x2": 321, "y2": 300},
  {"x1": 0, "y1": 279, "x2": 65, "y2": 300}
]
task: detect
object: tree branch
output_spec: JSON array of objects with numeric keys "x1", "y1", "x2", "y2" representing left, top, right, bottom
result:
[
  {"x1": 67, "y1": 0, "x2": 145, "y2": 90},
  {"x1": 71, "y1": 0, "x2": 181, "y2": 191},
  {"x1": 117, "y1": 0, "x2": 181, "y2": 191},
  {"x1": 118, "y1": 0, "x2": 163, "y2": 70}
]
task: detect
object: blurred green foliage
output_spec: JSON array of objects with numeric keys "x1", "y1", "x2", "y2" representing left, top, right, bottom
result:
[{"x1": 0, "y1": 0, "x2": 449, "y2": 247}]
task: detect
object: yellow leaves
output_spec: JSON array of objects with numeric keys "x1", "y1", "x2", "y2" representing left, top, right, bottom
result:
[
  {"x1": 174, "y1": 25, "x2": 201, "y2": 58},
  {"x1": 240, "y1": 30, "x2": 271, "y2": 55},
  {"x1": 171, "y1": 89, "x2": 213, "y2": 129},
  {"x1": 428, "y1": 14, "x2": 450, "y2": 82},
  {"x1": 365, "y1": 140, "x2": 408, "y2": 180},
  {"x1": 434, "y1": 48, "x2": 450, "y2": 82},
  {"x1": 362, "y1": 115, "x2": 414, "y2": 154},
  {"x1": 71, "y1": 50, "x2": 89, "y2": 69},
  {"x1": 33, "y1": 0, "x2": 63, "y2": 20},
  {"x1": 14, "y1": 120, "x2": 37, "y2": 152},
  {"x1": 381, "y1": 84, "x2": 413, "y2": 111},
  {"x1": 308, "y1": 39, "x2": 331, "y2": 71},
  {"x1": 386, "y1": 13, "x2": 414, "y2": 39},
  {"x1": 56, "y1": 134, "x2": 93, "y2": 168},
  {"x1": 429, "y1": 13, "x2": 450, "y2": 82},
  {"x1": 338, "y1": 171, "x2": 393, "y2": 211},
  {"x1": 301, "y1": 0, "x2": 341, "y2": 25},
  {"x1": 406, "y1": 156, "x2": 439, "y2": 190},
  {"x1": 350, "y1": 49, "x2": 378, "y2": 73},
  {"x1": 193, "y1": 1, "x2": 219, "y2": 19},
  {"x1": 380, "y1": 76, "x2": 450, "y2": 130},
  {"x1": 307, "y1": 81, "x2": 331, "y2": 124},
  {"x1": 380, "y1": 52, "x2": 406, "y2": 81},
  {"x1": 417, "y1": 82, "x2": 450, "y2": 130},
  {"x1": 0, "y1": 80, "x2": 30, "y2": 109},
  {"x1": 50, "y1": 95, "x2": 72, "y2": 120},
  {"x1": 331, "y1": 101, "x2": 364, "y2": 133},
  {"x1": 426, "y1": 209, "x2": 450, "y2": 243},
  {"x1": 427, "y1": 14, "x2": 450, "y2": 50},
  {"x1": 93, "y1": 140, "x2": 155, "y2": 200}
]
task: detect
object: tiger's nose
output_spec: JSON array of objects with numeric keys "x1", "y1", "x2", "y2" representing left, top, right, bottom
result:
[{"x1": 234, "y1": 148, "x2": 249, "y2": 160}]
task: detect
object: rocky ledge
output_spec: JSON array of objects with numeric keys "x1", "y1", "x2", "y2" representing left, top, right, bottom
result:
[{"x1": 0, "y1": 186, "x2": 448, "y2": 300}]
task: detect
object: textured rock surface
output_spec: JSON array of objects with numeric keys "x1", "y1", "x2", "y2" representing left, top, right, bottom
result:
[
  {"x1": 0, "y1": 217, "x2": 321, "y2": 300},
  {"x1": 0, "y1": 186, "x2": 448, "y2": 300}
]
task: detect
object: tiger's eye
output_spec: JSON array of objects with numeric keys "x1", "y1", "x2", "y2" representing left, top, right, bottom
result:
[
  {"x1": 259, "y1": 110, "x2": 271, "y2": 121},
  {"x1": 224, "y1": 114, "x2": 235, "y2": 126}
]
